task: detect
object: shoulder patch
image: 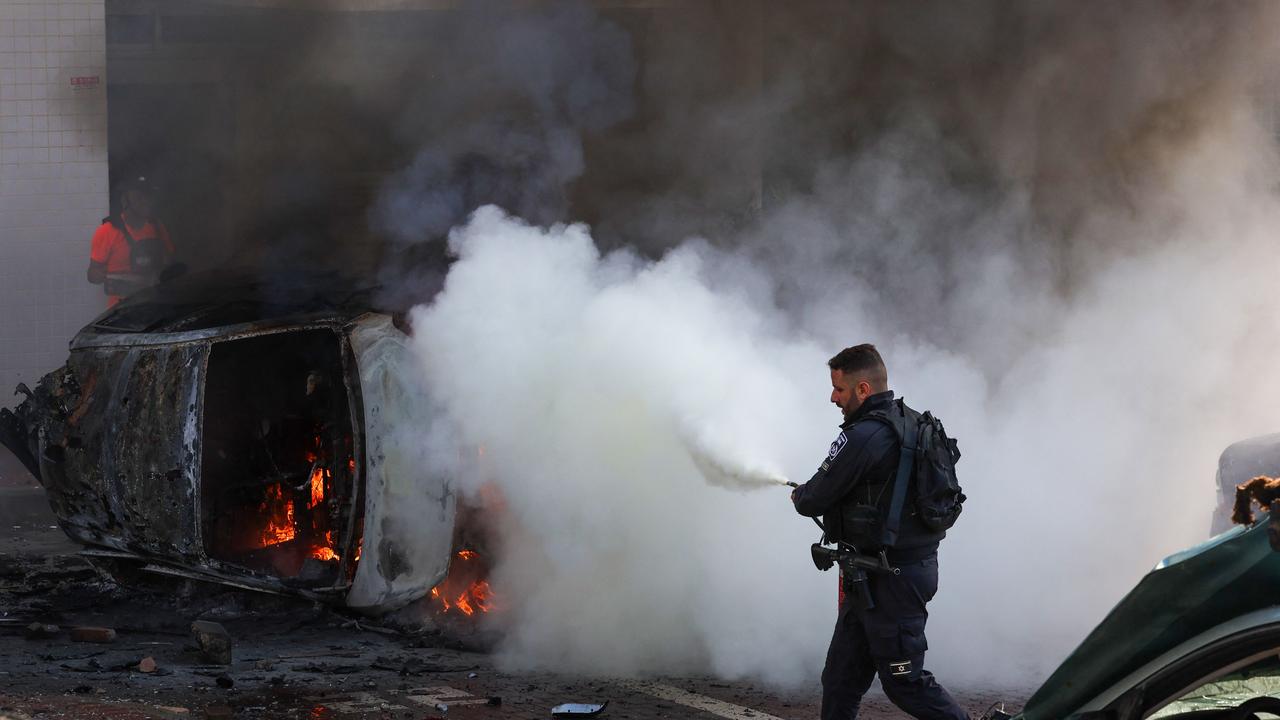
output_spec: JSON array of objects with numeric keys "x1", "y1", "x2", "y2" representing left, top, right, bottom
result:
[{"x1": 826, "y1": 431, "x2": 848, "y2": 461}]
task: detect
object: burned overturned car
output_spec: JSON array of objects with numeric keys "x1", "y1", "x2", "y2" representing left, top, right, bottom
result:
[{"x1": 0, "y1": 271, "x2": 462, "y2": 615}]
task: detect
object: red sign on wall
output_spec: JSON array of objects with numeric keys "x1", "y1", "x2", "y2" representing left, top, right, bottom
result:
[{"x1": 70, "y1": 76, "x2": 101, "y2": 90}]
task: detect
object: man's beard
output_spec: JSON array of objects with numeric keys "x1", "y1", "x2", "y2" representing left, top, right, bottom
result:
[{"x1": 842, "y1": 401, "x2": 859, "y2": 423}]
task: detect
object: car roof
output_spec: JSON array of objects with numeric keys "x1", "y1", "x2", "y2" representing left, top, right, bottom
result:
[
  {"x1": 85, "y1": 268, "x2": 380, "y2": 335},
  {"x1": 1019, "y1": 519, "x2": 1280, "y2": 720}
]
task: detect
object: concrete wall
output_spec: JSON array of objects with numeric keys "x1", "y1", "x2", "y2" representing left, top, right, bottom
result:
[{"x1": 0, "y1": 0, "x2": 108, "y2": 406}]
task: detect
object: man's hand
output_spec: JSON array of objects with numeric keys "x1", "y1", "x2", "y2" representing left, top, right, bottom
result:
[
  {"x1": 86, "y1": 261, "x2": 106, "y2": 285},
  {"x1": 791, "y1": 485, "x2": 802, "y2": 504}
]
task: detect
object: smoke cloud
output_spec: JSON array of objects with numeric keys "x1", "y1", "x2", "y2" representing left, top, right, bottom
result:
[{"x1": 388, "y1": 0, "x2": 1280, "y2": 693}]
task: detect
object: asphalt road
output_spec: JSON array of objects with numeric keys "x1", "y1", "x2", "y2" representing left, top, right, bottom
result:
[{"x1": 0, "y1": 444, "x2": 1026, "y2": 720}]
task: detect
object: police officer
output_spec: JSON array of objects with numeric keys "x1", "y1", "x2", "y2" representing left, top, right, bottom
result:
[{"x1": 791, "y1": 344, "x2": 967, "y2": 720}]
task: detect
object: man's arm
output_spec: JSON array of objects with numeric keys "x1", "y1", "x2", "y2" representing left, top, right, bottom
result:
[
  {"x1": 792, "y1": 423, "x2": 896, "y2": 517},
  {"x1": 86, "y1": 260, "x2": 106, "y2": 284}
]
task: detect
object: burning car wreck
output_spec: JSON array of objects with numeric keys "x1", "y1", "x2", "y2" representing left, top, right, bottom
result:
[{"x1": 0, "y1": 270, "x2": 472, "y2": 617}]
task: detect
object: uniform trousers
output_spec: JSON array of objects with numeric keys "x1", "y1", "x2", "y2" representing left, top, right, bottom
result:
[{"x1": 821, "y1": 553, "x2": 967, "y2": 720}]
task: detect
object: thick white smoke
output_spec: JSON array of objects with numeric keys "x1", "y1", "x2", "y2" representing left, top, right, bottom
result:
[
  {"x1": 390, "y1": 0, "x2": 1280, "y2": 694},
  {"x1": 410, "y1": 208, "x2": 836, "y2": 680},
  {"x1": 408, "y1": 135, "x2": 1280, "y2": 690}
]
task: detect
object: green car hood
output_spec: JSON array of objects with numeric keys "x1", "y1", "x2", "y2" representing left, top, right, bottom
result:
[{"x1": 1020, "y1": 517, "x2": 1280, "y2": 720}]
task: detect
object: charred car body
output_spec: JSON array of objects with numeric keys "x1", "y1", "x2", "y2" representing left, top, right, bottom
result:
[{"x1": 0, "y1": 270, "x2": 457, "y2": 614}]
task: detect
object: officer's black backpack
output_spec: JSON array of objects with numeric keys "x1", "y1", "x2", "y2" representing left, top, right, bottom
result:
[{"x1": 871, "y1": 399, "x2": 966, "y2": 544}]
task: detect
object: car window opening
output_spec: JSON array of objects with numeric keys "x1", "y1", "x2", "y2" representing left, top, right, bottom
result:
[{"x1": 200, "y1": 329, "x2": 359, "y2": 586}]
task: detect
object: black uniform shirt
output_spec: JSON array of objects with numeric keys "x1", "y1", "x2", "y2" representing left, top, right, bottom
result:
[{"x1": 792, "y1": 390, "x2": 898, "y2": 519}]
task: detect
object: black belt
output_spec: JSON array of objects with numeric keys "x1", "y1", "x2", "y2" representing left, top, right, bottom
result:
[{"x1": 882, "y1": 545, "x2": 937, "y2": 565}]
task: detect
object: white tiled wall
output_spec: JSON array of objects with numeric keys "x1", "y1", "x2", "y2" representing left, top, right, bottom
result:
[{"x1": 0, "y1": 0, "x2": 107, "y2": 407}]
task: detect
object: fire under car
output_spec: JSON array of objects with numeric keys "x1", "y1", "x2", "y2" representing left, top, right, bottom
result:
[{"x1": 0, "y1": 269, "x2": 473, "y2": 615}]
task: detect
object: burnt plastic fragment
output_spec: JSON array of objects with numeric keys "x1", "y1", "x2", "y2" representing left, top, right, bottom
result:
[{"x1": 552, "y1": 702, "x2": 609, "y2": 716}]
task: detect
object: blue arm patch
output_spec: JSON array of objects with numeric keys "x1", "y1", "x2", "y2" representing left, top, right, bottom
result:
[{"x1": 820, "y1": 431, "x2": 848, "y2": 471}]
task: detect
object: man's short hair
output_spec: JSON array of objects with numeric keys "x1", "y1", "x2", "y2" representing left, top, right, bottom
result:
[{"x1": 828, "y1": 344, "x2": 888, "y2": 387}]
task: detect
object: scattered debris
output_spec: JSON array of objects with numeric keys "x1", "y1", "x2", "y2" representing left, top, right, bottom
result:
[
  {"x1": 215, "y1": 673, "x2": 234, "y2": 689},
  {"x1": 486, "y1": 696, "x2": 502, "y2": 706},
  {"x1": 39, "y1": 650, "x2": 104, "y2": 663},
  {"x1": 341, "y1": 619, "x2": 401, "y2": 636},
  {"x1": 204, "y1": 705, "x2": 234, "y2": 719},
  {"x1": 138, "y1": 656, "x2": 157, "y2": 673},
  {"x1": 191, "y1": 620, "x2": 232, "y2": 665},
  {"x1": 277, "y1": 649, "x2": 361, "y2": 660},
  {"x1": 24, "y1": 622, "x2": 58, "y2": 638},
  {"x1": 72, "y1": 685, "x2": 93, "y2": 694},
  {"x1": 369, "y1": 656, "x2": 478, "y2": 675},
  {"x1": 59, "y1": 658, "x2": 103, "y2": 672},
  {"x1": 552, "y1": 701, "x2": 609, "y2": 717},
  {"x1": 69, "y1": 626, "x2": 116, "y2": 643},
  {"x1": 297, "y1": 662, "x2": 362, "y2": 674}
]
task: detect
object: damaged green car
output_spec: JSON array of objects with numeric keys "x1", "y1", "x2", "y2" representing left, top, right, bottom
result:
[{"x1": 1001, "y1": 505, "x2": 1280, "y2": 719}]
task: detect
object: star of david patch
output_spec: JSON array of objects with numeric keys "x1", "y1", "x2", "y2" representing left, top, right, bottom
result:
[{"x1": 889, "y1": 660, "x2": 912, "y2": 677}]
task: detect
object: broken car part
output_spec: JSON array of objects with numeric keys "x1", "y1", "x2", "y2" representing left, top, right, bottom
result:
[{"x1": 1012, "y1": 516, "x2": 1280, "y2": 719}]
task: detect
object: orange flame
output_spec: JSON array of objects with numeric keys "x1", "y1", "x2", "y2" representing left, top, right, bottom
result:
[
  {"x1": 455, "y1": 581, "x2": 494, "y2": 616},
  {"x1": 259, "y1": 484, "x2": 296, "y2": 546},
  {"x1": 308, "y1": 465, "x2": 325, "y2": 508},
  {"x1": 310, "y1": 530, "x2": 339, "y2": 562},
  {"x1": 312, "y1": 547, "x2": 339, "y2": 562},
  {"x1": 429, "y1": 550, "x2": 494, "y2": 616}
]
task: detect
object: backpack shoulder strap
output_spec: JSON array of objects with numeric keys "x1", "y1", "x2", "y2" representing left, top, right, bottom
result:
[
  {"x1": 118, "y1": 221, "x2": 138, "y2": 250},
  {"x1": 105, "y1": 215, "x2": 138, "y2": 249},
  {"x1": 882, "y1": 399, "x2": 917, "y2": 547}
]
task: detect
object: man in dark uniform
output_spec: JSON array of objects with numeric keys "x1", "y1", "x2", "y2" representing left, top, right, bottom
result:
[{"x1": 791, "y1": 344, "x2": 967, "y2": 720}]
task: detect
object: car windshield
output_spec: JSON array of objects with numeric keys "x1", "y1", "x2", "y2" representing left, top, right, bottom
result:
[{"x1": 1150, "y1": 654, "x2": 1280, "y2": 718}]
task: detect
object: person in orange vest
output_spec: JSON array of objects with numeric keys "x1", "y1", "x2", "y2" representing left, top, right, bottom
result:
[{"x1": 87, "y1": 176, "x2": 175, "y2": 307}]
